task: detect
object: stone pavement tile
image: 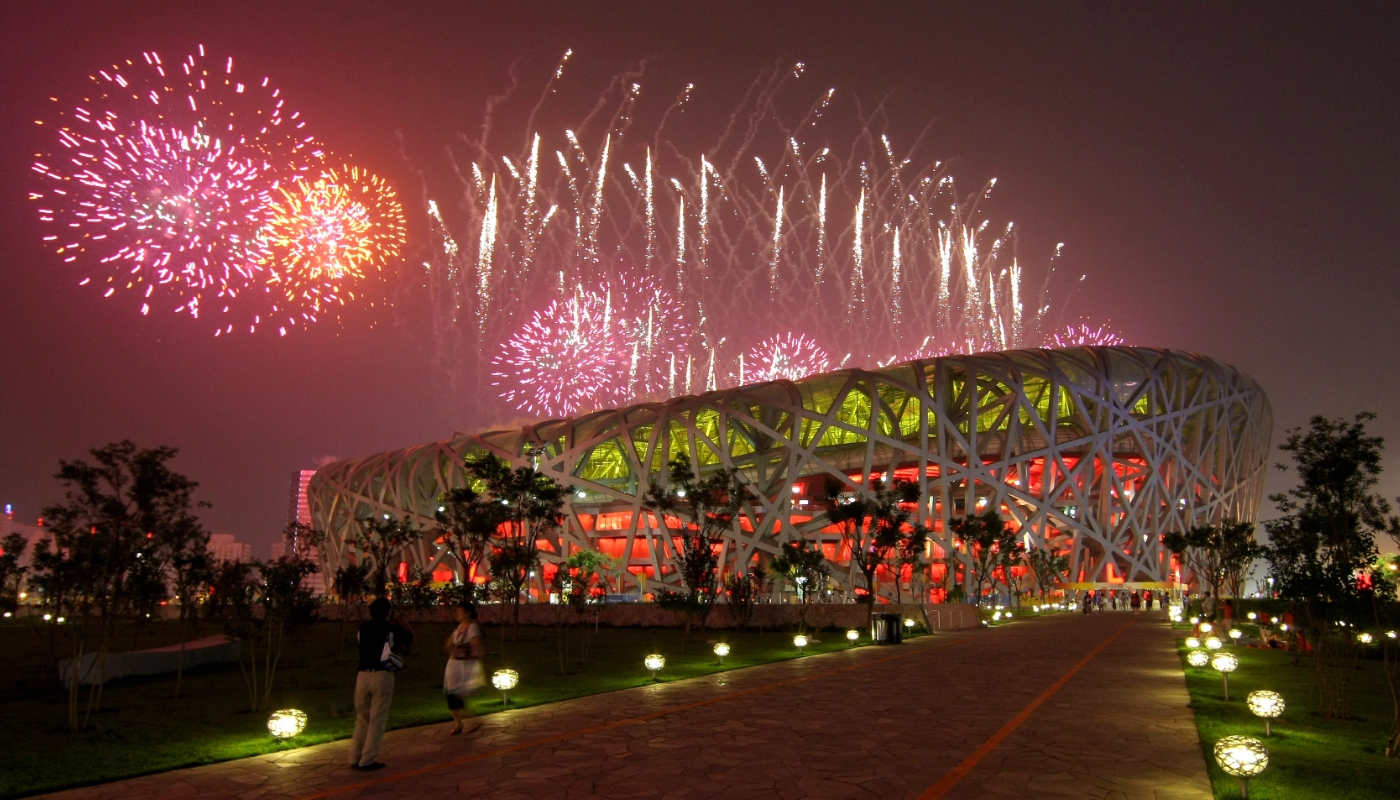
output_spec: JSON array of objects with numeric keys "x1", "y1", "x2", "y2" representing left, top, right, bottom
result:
[{"x1": 34, "y1": 613, "x2": 1209, "y2": 800}]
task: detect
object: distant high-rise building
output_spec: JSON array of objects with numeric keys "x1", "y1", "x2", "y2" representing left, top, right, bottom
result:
[
  {"x1": 207, "y1": 533, "x2": 252, "y2": 564},
  {"x1": 287, "y1": 469, "x2": 325, "y2": 595}
]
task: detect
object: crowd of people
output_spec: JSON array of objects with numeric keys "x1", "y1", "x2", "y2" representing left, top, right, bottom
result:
[{"x1": 1075, "y1": 588, "x2": 1162, "y2": 613}]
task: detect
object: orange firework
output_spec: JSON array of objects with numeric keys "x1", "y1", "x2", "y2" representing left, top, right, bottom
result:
[{"x1": 260, "y1": 163, "x2": 406, "y2": 326}]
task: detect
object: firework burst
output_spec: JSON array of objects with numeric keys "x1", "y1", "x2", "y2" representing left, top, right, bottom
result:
[
  {"x1": 258, "y1": 163, "x2": 406, "y2": 331},
  {"x1": 491, "y1": 286, "x2": 630, "y2": 417},
  {"x1": 1051, "y1": 323, "x2": 1125, "y2": 348},
  {"x1": 617, "y1": 275, "x2": 692, "y2": 400},
  {"x1": 744, "y1": 333, "x2": 831, "y2": 383},
  {"x1": 30, "y1": 46, "x2": 316, "y2": 331}
]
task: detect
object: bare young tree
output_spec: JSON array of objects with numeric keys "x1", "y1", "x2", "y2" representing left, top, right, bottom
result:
[{"x1": 824, "y1": 476, "x2": 919, "y2": 622}]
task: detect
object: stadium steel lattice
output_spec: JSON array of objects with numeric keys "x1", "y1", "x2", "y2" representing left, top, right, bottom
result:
[{"x1": 308, "y1": 347, "x2": 1271, "y2": 598}]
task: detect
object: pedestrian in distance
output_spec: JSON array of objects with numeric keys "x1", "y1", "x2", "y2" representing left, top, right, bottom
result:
[
  {"x1": 347, "y1": 597, "x2": 414, "y2": 771},
  {"x1": 1130, "y1": 591, "x2": 1141, "y2": 613},
  {"x1": 444, "y1": 601, "x2": 485, "y2": 735}
]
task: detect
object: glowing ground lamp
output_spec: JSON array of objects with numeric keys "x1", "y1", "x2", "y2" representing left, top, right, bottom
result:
[
  {"x1": 1213, "y1": 735, "x2": 1269, "y2": 798},
  {"x1": 1247, "y1": 612, "x2": 1257, "y2": 621},
  {"x1": 846, "y1": 629, "x2": 860, "y2": 645},
  {"x1": 1199, "y1": 622, "x2": 1213, "y2": 633},
  {"x1": 644, "y1": 654, "x2": 665, "y2": 680},
  {"x1": 1187, "y1": 649, "x2": 1210, "y2": 669},
  {"x1": 267, "y1": 708, "x2": 307, "y2": 739},
  {"x1": 1212, "y1": 652, "x2": 1240, "y2": 700},
  {"x1": 492, "y1": 669, "x2": 519, "y2": 704},
  {"x1": 793, "y1": 634, "x2": 809, "y2": 653},
  {"x1": 1229, "y1": 629, "x2": 1243, "y2": 644},
  {"x1": 1358, "y1": 632, "x2": 1374, "y2": 644},
  {"x1": 904, "y1": 618, "x2": 916, "y2": 632},
  {"x1": 1190, "y1": 616, "x2": 1200, "y2": 625},
  {"x1": 713, "y1": 642, "x2": 731, "y2": 666},
  {"x1": 1205, "y1": 636, "x2": 1223, "y2": 650},
  {"x1": 1247, "y1": 690, "x2": 1285, "y2": 736},
  {"x1": 1185, "y1": 636, "x2": 1202, "y2": 649}
]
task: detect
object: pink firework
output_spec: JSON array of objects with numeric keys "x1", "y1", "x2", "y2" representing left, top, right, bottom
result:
[
  {"x1": 1051, "y1": 323, "x2": 1125, "y2": 348},
  {"x1": 617, "y1": 274, "x2": 692, "y2": 400},
  {"x1": 30, "y1": 46, "x2": 316, "y2": 333},
  {"x1": 745, "y1": 333, "x2": 831, "y2": 383},
  {"x1": 492, "y1": 286, "x2": 630, "y2": 417}
]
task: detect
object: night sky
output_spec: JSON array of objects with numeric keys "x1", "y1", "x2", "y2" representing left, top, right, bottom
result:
[{"x1": 2, "y1": 1, "x2": 1397, "y2": 556}]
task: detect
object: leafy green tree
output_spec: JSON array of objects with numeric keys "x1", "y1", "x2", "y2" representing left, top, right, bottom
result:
[
  {"x1": 435, "y1": 484, "x2": 501, "y2": 586},
  {"x1": 893, "y1": 524, "x2": 931, "y2": 604},
  {"x1": 824, "y1": 476, "x2": 920, "y2": 620},
  {"x1": 1264, "y1": 413, "x2": 1400, "y2": 719},
  {"x1": 30, "y1": 441, "x2": 204, "y2": 731},
  {"x1": 1163, "y1": 520, "x2": 1262, "y2": 600},
  {"x1": 722, "y1": 564, "x2": 767, "y2": 631},
  {"x1": 643, "y1": 458, "x2": 751, "y2": 633},
  {"x1": 206, "y1": 549, "x2": 320, "y2": 712},
  {"x1": 1026, "y1": 547, "x2": 1069, "y2": 601},
  {"x1": 954, "y1": 510, "x2": 1021, "y2": 607},
  {"x1": 0, "y1": 533, "x2": 28, "y2": 612},
  {"x1": 770, "y1": 538, "x2": 830, "y2": 631},
  {"x1": 351, "y1": 515, "x2": 418, "y2": 597},
  {"x1": 466, "y1": 452, "x2": 569, "y2": 632}
]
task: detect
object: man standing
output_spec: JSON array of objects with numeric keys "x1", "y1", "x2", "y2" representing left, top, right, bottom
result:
[{"x1": 348, "y1": 597, "x2": 413, "y2": 771}]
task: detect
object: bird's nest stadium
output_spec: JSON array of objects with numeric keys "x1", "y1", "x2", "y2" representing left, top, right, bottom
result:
[{"x1": 308, "y1": 347, "x2": 1271, "y2": 599}]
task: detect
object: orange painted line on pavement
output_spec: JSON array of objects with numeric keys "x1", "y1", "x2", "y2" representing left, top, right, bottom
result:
[
  {"x1": 293, "y1": 639, "x2": 939, "y2": 800},
  {"x1": 917, "y1": 618, "x2": 1136, "y2": 800}
]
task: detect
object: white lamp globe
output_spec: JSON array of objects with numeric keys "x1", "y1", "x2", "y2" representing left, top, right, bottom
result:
[
  {"x1": 1199, "y1": 622, "x2": 1213, "y2": 633},
  {"x1": 267, "y1": 709, "x2": 307, "y2": 739},
  {"x1": 1358, "y1": 632, "x2": 1374, "y2": 644},
  {"x1": 713, "y1": 642, "x2": 731, "y2": 665},
  {"x1": 1247, "y1": 611, "x2": 1257, "y2": 621},
  {"x1": 903, "y1": 617, "x2": 916, "y2": 630},
  {"x1": 793, "y1": 634, "x2": 809, "y2": 649},
  {"x1": 1187, "y1": 649, "x2": 1210, "y2": 668},
  {"x1": 1247, "y1": 690, "x2": 1284, "y2": 736},
  {"x1": 644, "y1": 654, "x2": 665, "y2": 678},
  {"x1": 1213, "y1": 735, "x2": 1269, "y2": 798},
  {"x1": 1205, "y1": 636, "x2": 1223, "y2": 650},
  {"x1": 1185, "y1": 636, "x2": 1201, "y2": 649},
  {"x1": 1229, "y1": 629, "x2": 1243, "y2": 642},
  {"x1": 492, "y1": 668, "x2": 519, "y2": 691},
  {"x1": 1212, "y1": 652, "x2": 1239, "y2": 673},
  {"x1": 846, "y1": 629, "x2": 860, "y2": 642}
]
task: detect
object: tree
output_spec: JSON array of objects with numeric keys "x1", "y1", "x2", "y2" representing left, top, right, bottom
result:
[
  {"x1": 770, "y1": 538, "x2": 830, "y2": 631},
  {"x1": 894, "y1": 525, "x2": 931, "y2": 604},
  {"x1": 206, "y1": 549, "x2": 320, "y2": 712},
  {"x1": 824, "y1": 475, "x2": 920, "y2": 621},
  {"x1": 954, "y1": 510, "x2": 1021, "y2": 607},
  {"x1": 30, "y1": 441, "x2": 205, "y2": 731},
  {"x1": 466, "y1": 452, "x2": 569, "y2": 632},
  {"x1": 1026, "y1": 546, "x2": 1069, "y2": 601},
  {"x1": 723, "y1": 564, "x2": 767, "y2": 631},
  {"x1": 435, "y1": 485, "x2": 501, "y2": 586},
  {"x1": 0, "y1": 533, "x2": 27, "y2": 612},
  {"x1": 643, "y1": 458, "x2": 750, "y2": 634},
  {"x1": 1264, "y1": 413, "x2": 1400, "y2": 719},
  {"x1": 1163, "y1": 520, "x2": 1263, "y2": 600},
  {"x1": 350, "y1": 515, "x2": 417, "y2": 597}
]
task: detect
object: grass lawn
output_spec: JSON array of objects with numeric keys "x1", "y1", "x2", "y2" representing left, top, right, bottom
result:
[
  {"x1": 0, "y1": 615, "x2": 911, "y2": 798},
  {"x1": 1175, "y1": 628, "x2": 1400, "y2": 799}
]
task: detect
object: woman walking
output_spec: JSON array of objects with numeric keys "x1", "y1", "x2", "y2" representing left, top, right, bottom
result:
[{"x1": 444, "y1": 601, "x2": 485, "y2": 735}]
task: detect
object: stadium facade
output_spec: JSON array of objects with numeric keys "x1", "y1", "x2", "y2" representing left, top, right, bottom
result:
[{"x1": 308, "y1": 347, "x2": 1272, "y2": 599}]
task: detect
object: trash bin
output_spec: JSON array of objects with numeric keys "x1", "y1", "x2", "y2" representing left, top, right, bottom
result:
[{"x1": 871, "y1": 612, "x2": 903, "y2": 645}]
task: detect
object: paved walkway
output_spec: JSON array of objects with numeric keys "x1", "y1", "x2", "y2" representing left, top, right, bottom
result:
[{"x1": 36, "y1": 613, "x2": 1210, "y2": 800}]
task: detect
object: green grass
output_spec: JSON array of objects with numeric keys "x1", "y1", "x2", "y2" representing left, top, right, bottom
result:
[
  {"x1": 1175, "y1": 630, "x2": 1400, "y2": 799},
  {"x1": 0, "y1": 616, "x2": 909, "y2": 798}
]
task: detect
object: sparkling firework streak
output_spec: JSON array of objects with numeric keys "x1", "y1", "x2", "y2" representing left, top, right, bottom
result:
[
  {"x1": 744, "y1": 333, "x2": 831, "y2": 383},
  {"x1": 491, "y1": 285, "x2": 630, "y2": 418},
  {"x1": 30, "y1": 46, "x2": 317, "y2": 331},
  {"x1": 1051, "y1": 323, "x2": 1125, "y2": 347},
  {"x1": 258, "y1": 163, "x2": 407, "y2": 331},
  {"x1": 415, "y1": 57, "x2": 1100, "y2": 419}
]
